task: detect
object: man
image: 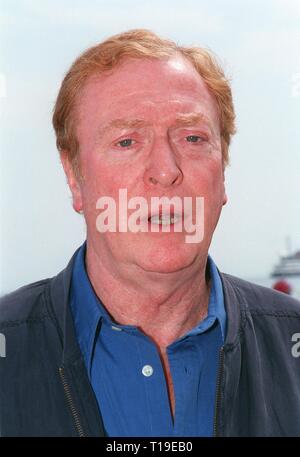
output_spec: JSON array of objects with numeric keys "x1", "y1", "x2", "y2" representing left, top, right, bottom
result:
[{"x1": 1, "y1": 29, "x2": 300, "y2": 437}]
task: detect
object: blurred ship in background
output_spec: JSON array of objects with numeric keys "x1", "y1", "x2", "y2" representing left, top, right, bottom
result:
[
  {"x1": 243, "y1": 239, "x2": 300, "y2": 300},
  {"x1": 271, "y1": 250, "x2": 300, "y2": 277},
  {"x1": 269, "y1": 238, "x2": 300, "y2": 298}
]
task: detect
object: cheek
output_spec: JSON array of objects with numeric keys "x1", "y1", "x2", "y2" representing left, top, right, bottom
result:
[
  {"x1": 81, "y1": 154, "x2": 120, "y2": 196},
  {"x1": 185, "y1": 159, "x2": 224, "y2": 198},
  {"x1": 80, "y1": 154, "x2": 142, "y2": 216}
]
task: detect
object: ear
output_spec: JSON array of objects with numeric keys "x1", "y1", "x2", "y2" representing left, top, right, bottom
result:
[{"x1": 60, "y1": 151, "x2": 83, "y2": 213}]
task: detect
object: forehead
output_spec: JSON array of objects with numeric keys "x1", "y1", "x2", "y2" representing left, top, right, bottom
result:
[{"x1": 76, "y1": 56, "x2": 220, "y2": 127}]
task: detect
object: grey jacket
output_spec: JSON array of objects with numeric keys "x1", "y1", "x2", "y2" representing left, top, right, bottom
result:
[{"x1": 1, "y1": 247, "x2": 300, "y2": 437}]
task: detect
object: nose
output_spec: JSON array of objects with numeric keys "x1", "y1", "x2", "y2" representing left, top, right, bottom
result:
[{"x1": 143, "y1": 137, "x2": 183, "y2": 188}]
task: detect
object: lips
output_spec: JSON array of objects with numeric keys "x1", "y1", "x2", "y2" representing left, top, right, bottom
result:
[
  {"x1": 147, "y1": 207, "x2": 184, "y2": 225},
  {"x1": 148, "y1": 214, "x2": 181, "y2": 225}
]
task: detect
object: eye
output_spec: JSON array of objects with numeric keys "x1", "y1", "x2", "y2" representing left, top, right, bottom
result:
[
  {"x1": 186, "y1": 135, "x2": 205, "y2": 143},
  {"x1": 117, "y1": 138, "x2": 135, "y2": 147}
]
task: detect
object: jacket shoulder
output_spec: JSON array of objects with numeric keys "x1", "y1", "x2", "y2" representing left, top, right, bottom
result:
[
  {"x1": 221, "y1": 273, "x2": 300, "y2": 316},
  {"x1": 0, "y1": 279, "x2": 52, "y2": 327}
]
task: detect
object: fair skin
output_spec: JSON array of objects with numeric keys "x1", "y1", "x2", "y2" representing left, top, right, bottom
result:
[{"x1": 61, "y1": 55, "x2": 227, "y2": 418}]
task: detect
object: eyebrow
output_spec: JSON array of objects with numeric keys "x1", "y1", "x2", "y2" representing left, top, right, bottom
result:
[
  {"x1": 96, "y1": 118, "x2": 150, "y2": 139},
  {"x1": 173, "y1": 113, "x2": 213, "y2": 128},
  {"x1": 108, "y1": 118, "x2": 150, "y2": 129},
  {"x1": 96, "y1": 112, "x2": 213, "y2": 141}
]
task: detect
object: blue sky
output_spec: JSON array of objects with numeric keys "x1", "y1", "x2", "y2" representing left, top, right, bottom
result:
[{"x1": 1, "y1": 0, "x2": 300, "y2": 293}]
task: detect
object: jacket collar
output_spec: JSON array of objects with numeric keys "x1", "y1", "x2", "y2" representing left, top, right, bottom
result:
[
  {"x1": 48, "y1": 246, "x2": 82, "y2": 365},
  {"x1": 219, "y1": 272, "x2": 248, "y2": 349},
  {"x1": 48, "y1": 247, "x2": 106, "y2": 437}
]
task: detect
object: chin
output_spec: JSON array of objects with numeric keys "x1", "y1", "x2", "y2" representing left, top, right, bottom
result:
[{"x1": 134, "y1": 241, "x2": 199, "y2": 274}]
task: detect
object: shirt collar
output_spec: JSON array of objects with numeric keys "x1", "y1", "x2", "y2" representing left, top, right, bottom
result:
[
  {"x1": 183, "y1": 255, "x2": 227, "y2": 341},
  {"x1": 70, "y1": 243, "x2": 227, "y2": 370},
  {"x1": 69, "y1": 242, "x2": 104, "y2": 371}
]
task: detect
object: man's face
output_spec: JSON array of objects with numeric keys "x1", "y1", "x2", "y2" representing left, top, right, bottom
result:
[{"x1": 64, "y1": 55, "x2": 227, "y2": 274}]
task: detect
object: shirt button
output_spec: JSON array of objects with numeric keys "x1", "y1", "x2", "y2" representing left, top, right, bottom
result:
[{"x1": 142, "y1": 365, "x2": 154, "y2": 377}]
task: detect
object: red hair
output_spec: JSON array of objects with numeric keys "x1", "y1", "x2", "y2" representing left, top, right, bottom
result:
[{"x1": 53, "y1": 29, "x2": 236, "y2": 173}]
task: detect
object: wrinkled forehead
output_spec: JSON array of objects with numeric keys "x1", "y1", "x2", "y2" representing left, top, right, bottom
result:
[
  {"x1": 83, "y1": 54, "x2": 204, "y2": 90},
  {"x1": 75, "y1": 56, "x2": 220, "y2": 130}
]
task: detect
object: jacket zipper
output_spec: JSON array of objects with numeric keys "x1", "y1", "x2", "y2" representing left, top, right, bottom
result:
[
  {"x1": 59, "y1": 367, "x2": 86, "y2": 437},
  {"x1": 213, "y1": 346, "x2": 224, "y2": 437}
]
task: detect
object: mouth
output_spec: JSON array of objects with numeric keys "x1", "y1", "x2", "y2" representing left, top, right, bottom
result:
[
  {"x1": 148, "y1": 213, "x2": 181, "y2": 225},
  {"x1": 147, "y1": 208, "x2": 184, "y2": 227}
]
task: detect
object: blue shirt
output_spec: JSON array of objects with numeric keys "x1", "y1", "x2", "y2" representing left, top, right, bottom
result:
[{"x1": 70, "y1": 243, "x2": 226, "y2": 437}]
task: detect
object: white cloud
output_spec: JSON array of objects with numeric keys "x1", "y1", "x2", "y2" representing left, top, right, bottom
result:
[
  {"x1": 291, "y1": 73, "x2": 300, "y2": 98},
  {"x1": 275, "y1": 0, "x2": 300, "y2": 17},
  {"x1": 2, "y1": 0, "x2": 222, "y2": 36},
  {"x1": 0, "y1": 11, "x2": 16, "y2": 26},
  {"x1": 230, "y1": 28, "x2": 300, "y2": 77},
  {"x1": 0, "y1": 74, "x2": 7, "y2": 98}
]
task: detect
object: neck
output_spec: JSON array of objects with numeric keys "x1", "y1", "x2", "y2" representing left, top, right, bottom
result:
[{"x1": 85, "y1": 242, "x2": 211, "y2": 349}]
